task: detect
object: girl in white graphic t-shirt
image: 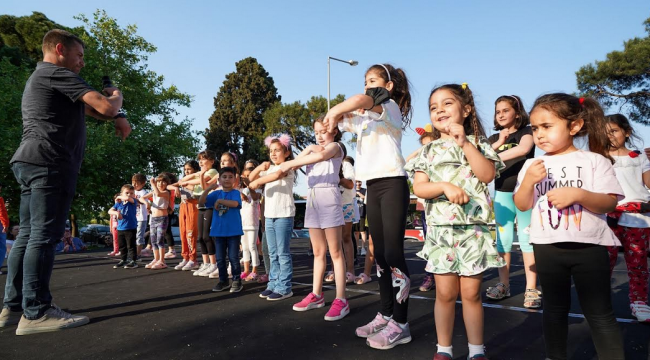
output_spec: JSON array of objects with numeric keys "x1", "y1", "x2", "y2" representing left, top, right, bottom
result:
[{"x1": 513, "y1": 93, "x2": 624, "y2": 360}]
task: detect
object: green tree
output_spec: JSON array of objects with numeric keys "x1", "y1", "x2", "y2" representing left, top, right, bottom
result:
[
  {"x1": 576, "y1": 16, "x2": 650, "y2": 124},
  {"x1": 0, "y1": 10, "x2": 200, "y2": 226},
  {"x1": 206, "y1": 57, "x2": 281, "y2": 167}
]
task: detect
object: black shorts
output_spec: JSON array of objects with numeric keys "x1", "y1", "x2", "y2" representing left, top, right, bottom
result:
[{"x1": 355, "y1": 217, "x2": 366, "y2": 233}]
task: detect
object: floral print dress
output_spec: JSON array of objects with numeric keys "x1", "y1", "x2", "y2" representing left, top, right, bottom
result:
[{"x1": 405, "y1": 136, "x2": 506, "y2": 276}]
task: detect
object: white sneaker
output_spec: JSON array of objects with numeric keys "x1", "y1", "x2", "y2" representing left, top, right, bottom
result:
[
  {"x1": 193, "y1": 263, "x2": 208, "y2": 276},
  {"x1": 208, "y1": 266, "x2": 221, "y2": 279},
  {"x1": 182, "y1": 260, "x2": 198, "y2": 271},
  {"x1": 227, "y1": 263, "x2": 232, "y2": 278},
  {"x1": 631, "y1": 301, "x2": 650, "y2": 322},
  {"x1": 200, "y1": 264, "x2": 217, "y2": 277},
  {"x1": 16, "y1": 304, "x2": 89, "y2": 335},
  {"x1": 174, "y1": 259, "x2": 188, "y2": 270}
]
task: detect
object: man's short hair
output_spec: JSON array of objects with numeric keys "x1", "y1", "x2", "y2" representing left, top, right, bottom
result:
[{"x1": 42, "y1": 29, "x2": 85, "y2": 54}]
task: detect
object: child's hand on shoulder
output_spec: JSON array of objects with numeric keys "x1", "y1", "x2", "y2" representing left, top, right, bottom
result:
[
  {"x1": 547, "y1": 188, "x2": 579, "y2": 210},
  {"x1": 442, "y1": 183, "x2": 469, "y2": 205},
  {"x1": 524, "y1": 160, "x2": 547, "y2": 185},
  {"x1": 446, "y1": 123, "x2": 467, "y2": 147}
]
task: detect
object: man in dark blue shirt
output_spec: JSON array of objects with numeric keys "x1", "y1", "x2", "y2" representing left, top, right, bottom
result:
[{"x1": 0, "y1": 29, "x2": 131, "y2": 335}]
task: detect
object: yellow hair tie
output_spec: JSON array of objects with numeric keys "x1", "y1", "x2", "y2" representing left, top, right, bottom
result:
[{"x1": 461, "y1": 82, "x2": 468, "y2": 90}]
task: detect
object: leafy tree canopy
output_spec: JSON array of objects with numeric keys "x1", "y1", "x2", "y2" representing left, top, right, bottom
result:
[{"x1": 576, "y1": 16, "x2": 650, "y2": 124}]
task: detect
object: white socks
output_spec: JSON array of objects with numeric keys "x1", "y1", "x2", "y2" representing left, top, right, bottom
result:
[
  {"x1": 436, "y1": 344, "x2": 453, "y2": 357},
  {"x1": 468, "y1": 343, "x2": 485, "y2": 357}
]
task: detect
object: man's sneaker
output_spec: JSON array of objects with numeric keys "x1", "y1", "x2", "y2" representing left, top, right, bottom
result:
[
  {"x1": 174, "y1": 259, "x2": 188, "y2": 270},
  {"x1": 266, "y1": 292, "x2": 293, "y2": 301},
  {"x1": 324, "y1": 298, "x2": 350, "y2": 321},
  {"x1": 419, "y1": 274, "x2": 435, "y2": 292},
  {"x1": 366, "y1": 319, "x2": 411, "y2": 350},
  {"x1": 182, "y1": 260, "x2": 198, "y2": 271},
  {"x1": 15, "y1": 304, "x2": 89, "y2": 335},
  {"x1": 0, "y1": 308, "x2": 22, "y2": 327},
  {"x1": 212, "y1": 281, "x2": 230, "y2": 292},
  {"x1": 356, "y1": 312, "x2": 390, "y2": 338},
  {"x1": 113, "y1": 260, "x2": 126, "y2": 269},
  {"x1": 259, "y1": 289, "x2": 274, "y2": 299},
  {"x1": 631, "y1": 301, "x2": 650, "y2": 322},
  {"x1": 293, "y1": 292, "x2": 325, "y2": 311},
  {"x1": 230, "y1": 280, "x2": 243, "y2": 293},
  {"x1": 124, "y1": 260, "x2": 138, "y2": 269}
]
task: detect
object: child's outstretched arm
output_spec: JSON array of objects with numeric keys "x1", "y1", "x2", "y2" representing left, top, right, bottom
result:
[
  {"x1": 323, "y1": 94, "x2": 375, "y2": 132},
  {"x1": 215, "y1": 198, "x2": 240, "y2": 209},
  {"x1": 198, "y1": 182, "x2": 220, "y2": 207},
  {"x1": 412, "y1": 172, "x2": 469, "y2": 204},
  {"x1": 496, "y1": 134, "x2": 534, "y2": 162},
  {"x1": 279, "y1": 143, "x2": 340, "y2": 173},
  {"x1": 249, "y1": 171, "x2": 288, "y2": 190},
  {"x1": 138, "y1": 192, "x2": 153, "y2": 204},
  {"x1": 248, "y1": 162, "x2": 270, "y2": 182},
  {"x1": 108, "y1": 208, "x2": 121, "y2": 219},
  {"x1": 294, "y1": 145, "x2": 325, "y2": 160}
]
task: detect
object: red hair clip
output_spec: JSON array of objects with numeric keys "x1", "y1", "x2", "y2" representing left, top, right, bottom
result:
[{"x1": 579, "y1": 97, "x2": 585, "y2": 105}]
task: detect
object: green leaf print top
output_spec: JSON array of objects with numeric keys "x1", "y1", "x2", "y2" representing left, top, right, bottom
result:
[{"x1": 404, "y1": 135, "x2": 505, "y2": 226}]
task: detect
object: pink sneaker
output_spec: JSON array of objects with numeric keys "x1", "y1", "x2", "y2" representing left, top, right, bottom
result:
[
  {"x1": 245, "y1": 272, "x2": 258, "y2": 282},
  {"x1": 257, "y1": 274, "x2": 269, "y2": 283},
  {"x1": 324, "y1": 298, "x2": 350, "y2": 321},
  {"x1": 241, "y1": 271, "x2": 249, "y2": 280},
  {"x1": 355, "y1": 312, "x2": 390, "y2": 338},
  {"x1": 145, "y1": 260, "x2": 158, "y2": 269},
  {"x1": 293, "y1": 293, "x2": 325, "y2": 312},
  {"x1": 366, "y1": 319, "x2": 411, "y2": 350}
]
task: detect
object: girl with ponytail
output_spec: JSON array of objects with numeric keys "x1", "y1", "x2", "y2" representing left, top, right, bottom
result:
[
  {"x1": 513, "y1": 93, "x2": 625, "y2": 359},
  {"x1": 406, "y1": 83, "x2": 505, "y2": 360}
]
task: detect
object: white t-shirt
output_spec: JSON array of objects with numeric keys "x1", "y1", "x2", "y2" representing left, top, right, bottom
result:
[
  {"x1": 514, "y1": 150, "x2": 623, "y2": 246},
  {"x1": 261, "y1": 165, "x2": 296, "y2": 218},
  {"x1": 339, "y1": 100, "x2": 406, "y2": 181},
  {"x1": 612, "y1": 153, "x2": 650, "y2": 228},
  {"x1": 134, "y1": 189, "x2": 149, "y2": 222},
  {"x1": 241, "y1": 187, "x2": 262, "y2": 230},
  {"x1": 340, "y1": 161, "x2": 355, "y2": 205}
]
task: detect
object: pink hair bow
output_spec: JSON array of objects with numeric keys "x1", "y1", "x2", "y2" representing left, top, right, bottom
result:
[{"x1": 264, "y1": 134, "x2": 291, "y2": 148}]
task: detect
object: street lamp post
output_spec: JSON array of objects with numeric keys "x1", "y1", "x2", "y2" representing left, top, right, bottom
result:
[{"x1": 328, "y1": 56, "x2": 358, "y2": 110}]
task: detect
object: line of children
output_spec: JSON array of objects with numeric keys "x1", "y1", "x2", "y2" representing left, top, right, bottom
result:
[
  {"x1": 240, "y1": 160, "x2": 262, "y2": 281},
  {"x1": 279, "y1": 117, "x2": 350, "y2": 320},
  {"x1": 132, "y1": 174, "x2": 150, "y2": 258}
]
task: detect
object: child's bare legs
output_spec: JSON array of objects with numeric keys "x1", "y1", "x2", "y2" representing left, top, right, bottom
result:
[
  {"x1": 363, "y1": 235, "x2": 375, "y2": 275},
  {"x1": 157, "y1": 248, "x2": 166, "y2": 264},
  {"x1": 311, "y1": 227, "x2": 346, "y2": 299},
  {"x1": 243, "y1": 261, "x2": 250, "y2": 274},
  {"x1": 459, "y1": 274, "x2": 484, "y2": 345},
  {"x1": 201, "y1": 254, "x2": 209, "y2": 265},
  {"x1": 522, "y1": 252, "x2": 537, "y2": 290},
  {"x1": 209, "y1": 254, "x2": 216, "y2": 265},
  {"x1": 310, "y1": 229, "x2": 327, "y2": 295},
  {"x1": 434, "y1": 274, "x2": 460, "y2": 347},
  {"x1": 342, "y1": 222, "x2": 354, "y2": 273}
]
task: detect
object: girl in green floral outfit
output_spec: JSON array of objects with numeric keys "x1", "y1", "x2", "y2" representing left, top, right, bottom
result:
[{"x1": 405, "y1": 83, "x2": 505, "y2": 360}]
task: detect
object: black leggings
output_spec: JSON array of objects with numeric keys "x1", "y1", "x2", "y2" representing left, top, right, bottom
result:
[
  {"x1": 197, "y1": 208, "x2": 215, "y2": 255},
  {"x1": 366, "y1": 176, "x2": 410, "y2": 323},
  {"x1": 165, "y1": 213, "x2": 174, "y2": 248},
  {"x1": 534, "y1": 243, "x2": 624, "y2": 360}
]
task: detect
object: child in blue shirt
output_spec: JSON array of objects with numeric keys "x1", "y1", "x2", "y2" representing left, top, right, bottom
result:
[
  {"x1": 108, "y1": 184, "x2": 138, "y2": 269},
  {"x1": 199, "y1": 167, "x2": 244, "y2": 293}
]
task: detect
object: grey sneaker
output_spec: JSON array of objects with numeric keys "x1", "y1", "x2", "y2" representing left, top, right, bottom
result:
[
  {"x1": 0, "y1": 307, "x2": 22, "y2": 327},
  {"x1": 15, "y1": 304, "x2": 89, "y2": 335},
  {"x1": 230, "y1": 280, "x2": 243, "y2": 293},
  {"x1": 366, "y1": 319, "x2": 411, "y2": 350},
  {"x1": 355, "y1": 312, "x2": 390, "y2": 338}
]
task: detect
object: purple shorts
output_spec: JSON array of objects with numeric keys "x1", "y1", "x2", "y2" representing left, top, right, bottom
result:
[{"x1": 304, "y1": 187, "x2": 345, "y2": 229}]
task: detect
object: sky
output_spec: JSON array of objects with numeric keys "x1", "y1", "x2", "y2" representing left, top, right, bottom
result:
[{"x1": 5, "y1": 1, "x2": 650, "y2": 195}]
